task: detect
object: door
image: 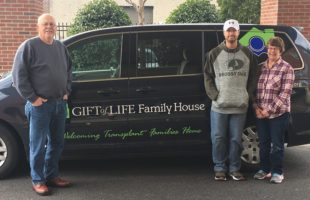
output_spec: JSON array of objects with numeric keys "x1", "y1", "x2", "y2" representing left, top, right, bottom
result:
[
  {"x1": 279, "y1": 32, "x2": 310, "y2": 146},
  {"x1": 65, "y1": 33, "x2": 130, "y2": 154},
  {"x1": 127, "y1": 31, "x2": 211, "y2": 152}
]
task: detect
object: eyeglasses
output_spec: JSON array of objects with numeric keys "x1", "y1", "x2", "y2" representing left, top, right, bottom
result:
[
  {"x1": 40, "y1": 22, "x2": 56, "y2": 27},
  {"x1": 267, "y1": 46, "x2": 280, "y2": 51}
]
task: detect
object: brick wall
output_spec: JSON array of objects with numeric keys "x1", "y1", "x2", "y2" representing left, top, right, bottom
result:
[
  {"x1": 261, "y1": 0, "x2": 310, "y2": 41},
  {"x1": 0, "y1": 0, "x2": 43, "y2": 74}
]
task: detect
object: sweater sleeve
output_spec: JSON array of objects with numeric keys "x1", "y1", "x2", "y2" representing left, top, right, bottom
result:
[
  {"x1": 64, "y1": 45, "x2": 72, "y2": 95},
  {"x1": 203, "y1": 50, "x2": 219, "y2": 101},
  {"x1": 12, "y1": 42, "x2": 38, "y2": 102}
]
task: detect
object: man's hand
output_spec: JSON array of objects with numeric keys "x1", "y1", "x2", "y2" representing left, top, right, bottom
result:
[
  {"x1": 32, "y1": 97, "x2": 47, "y2": 106},
  {"x1": 63, "y1": 94, "x2": 68, "y2": 101}
]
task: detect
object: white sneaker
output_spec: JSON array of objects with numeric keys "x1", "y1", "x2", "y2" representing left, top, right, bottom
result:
[{"x1": 270, "y1": 173, "x2": 284, "y2": 184}]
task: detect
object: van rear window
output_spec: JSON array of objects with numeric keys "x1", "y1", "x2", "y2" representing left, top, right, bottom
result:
[{"x1": 216, "y1": 30, "x2": 303, "y2": 69}]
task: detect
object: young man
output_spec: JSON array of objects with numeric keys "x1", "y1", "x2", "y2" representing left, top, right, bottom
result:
[
  {"x1": 204, "y1": 19, "x2": 259, "y2": 181},
  {"x1": 12, "y1": 14, "x2": 72, "y2": 195}
]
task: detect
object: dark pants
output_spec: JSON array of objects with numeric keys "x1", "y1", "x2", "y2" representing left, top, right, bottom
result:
[{"x1": 256, "y1": 112, "x2": 289, "y2": 175}]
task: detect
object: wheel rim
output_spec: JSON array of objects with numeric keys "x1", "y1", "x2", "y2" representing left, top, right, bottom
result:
[
  {"x1": 241, "y1": 126, "x2": 260, "y2": 165},
  {"x1": 0, "y1": 137, "x2": 8, "y2": 167}
]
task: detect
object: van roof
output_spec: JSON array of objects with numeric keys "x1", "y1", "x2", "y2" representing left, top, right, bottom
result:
[{"x1": 64, "y1": 23, "x2": 298, "y2": 44}]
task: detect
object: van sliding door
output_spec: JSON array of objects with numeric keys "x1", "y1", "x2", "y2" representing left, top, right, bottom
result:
[{"x1": 127, "y1": 31, "x2": 210, "y2": 152}]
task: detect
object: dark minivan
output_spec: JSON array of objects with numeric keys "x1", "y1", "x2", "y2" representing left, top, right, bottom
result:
[{"x1": 1, "y1": 24, "x2": 310, "y2": 178}]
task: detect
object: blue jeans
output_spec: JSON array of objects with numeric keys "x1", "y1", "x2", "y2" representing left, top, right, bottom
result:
[
  {"x1": 25, "y1": 100, "x2": 66, "y2": 185},
  {"x1": 256, "y1": 113, "x2": 289, "y2": 175},
  {"x1": 210, "y1": 110, "x2": 246, "y2": 172}
]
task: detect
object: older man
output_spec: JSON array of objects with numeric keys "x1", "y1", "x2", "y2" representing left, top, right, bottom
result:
[
  {"x1": 204, "y1": 19, "x2": 259, "y2": 181},
  {"x1": 12, "y1": 13, "x2": 72, "y2": 196}
]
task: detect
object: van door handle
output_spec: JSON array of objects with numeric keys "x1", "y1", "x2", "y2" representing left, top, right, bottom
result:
[
  {"x1": 97, "y1": 89, "x2": 120, "y2": 95},
  {"x1": 135, "y1": 86, "x2": 155, "y2": 93}
]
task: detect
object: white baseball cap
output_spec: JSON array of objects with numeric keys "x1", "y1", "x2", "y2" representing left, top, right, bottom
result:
[{"x1": 223, "y1": 19, "x2": 240, "y2": 31}]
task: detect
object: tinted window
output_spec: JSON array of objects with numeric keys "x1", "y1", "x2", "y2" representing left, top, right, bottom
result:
[
  {"x1": 204, "y1": 31, "x2": 220, "y2": 63},
  {"x1": 217, "y1": 30, "x2": 303, "y2": 69},
  {"x1": 67, "y1": 35, "x2": 122, "y2": 81},
  {"x1": 277, "y1": 33, "x2": 303, "y2": 69},
  {"x1": 136, "y1": 32, "x2": 202, "y2": 76}
]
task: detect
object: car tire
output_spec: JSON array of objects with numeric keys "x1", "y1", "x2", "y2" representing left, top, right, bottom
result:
[
  {"x1": 0, "y1": 125, "x2": 20, "y2": 179},
  {"x1": 241, "y1": 125, "x2": 260, "y2": 169}
]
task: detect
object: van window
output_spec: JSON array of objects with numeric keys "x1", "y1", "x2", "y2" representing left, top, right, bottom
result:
[
  {"x1": 67, "y1": 35, "x2": 122, "y2": 81},
  {"x1": 136, "y1": 32, "x2": 202, "y2": 76},
  {"x1": 246, "y1": 32, "x2": 303, "y2": 68},
  {"x1": 204, "y1": 31, "x2": 220, "y2": 63},
  {"x1": 276, "y1": 33, "x2": 303, "y2": 69},
  {"x1": 217, "y1": 30, "x2": 303, "y2": 69}
]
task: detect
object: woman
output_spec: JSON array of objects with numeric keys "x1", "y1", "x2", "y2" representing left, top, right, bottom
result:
[{"x1": 253, "y1": 37, "x2": 295, "y2": 184}]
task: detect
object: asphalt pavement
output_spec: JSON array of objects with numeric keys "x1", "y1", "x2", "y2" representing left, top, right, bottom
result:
[{"x1": 0, "y1": 145, "x2": 310, "y2": 200}]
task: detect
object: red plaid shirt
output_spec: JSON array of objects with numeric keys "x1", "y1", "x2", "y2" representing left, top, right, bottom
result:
[{"x1": 255, "y1": 57, "x2": 295, "y2": 119}]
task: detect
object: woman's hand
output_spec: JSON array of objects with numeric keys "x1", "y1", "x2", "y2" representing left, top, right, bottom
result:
[
  {"x1": 260, "y1": 109, "x2": 270, "y2": 118},
  {"x1": 255, "y1": 107, "x2": 264, "y2": 118}
]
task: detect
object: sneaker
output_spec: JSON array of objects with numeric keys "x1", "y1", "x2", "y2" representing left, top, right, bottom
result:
[
  {"x1": 254, "y1": 170, "x2": 272, "y2": 180},
  {"x1": 270, "y1": 173, "x2": 284, "y2": 184},
  {"x1": 229, "y1": 171, "x2": 246, "y2": 181},
  {"x1": 214, "y1": 171, "x2": 227, "y2": 181}
]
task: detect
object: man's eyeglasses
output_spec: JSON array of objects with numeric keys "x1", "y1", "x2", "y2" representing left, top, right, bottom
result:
[{"x1": 40, "y1": 22, "x2": 56, "y2": 27}]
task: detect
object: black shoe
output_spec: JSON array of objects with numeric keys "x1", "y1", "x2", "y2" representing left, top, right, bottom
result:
[
  {"x1": 214, "y1": 171, "x2": 227, "y2": 181},
  {"x1": 229, "y1": 171, "x2": 246, "y2": 181}
]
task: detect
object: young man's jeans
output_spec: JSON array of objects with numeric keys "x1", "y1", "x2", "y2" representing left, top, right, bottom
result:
[
  {"x1": 25, "y1": 100, "x2": 66, "y2": 185},
  {"x1": 256, "y1": 112, "x2": 289, "y2": 175},
  {"x1": 210, "y1": 110, "x2": 246, "y2": 172}
]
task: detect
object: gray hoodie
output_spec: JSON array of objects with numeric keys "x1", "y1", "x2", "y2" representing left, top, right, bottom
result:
[{"x1": 204, "y1": 41, "x2": 259, "y2": 114}]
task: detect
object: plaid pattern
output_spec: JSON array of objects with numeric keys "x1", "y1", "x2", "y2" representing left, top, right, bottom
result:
[{"x1": 255, "y1": 58, "x2": 295, "y2": 119}]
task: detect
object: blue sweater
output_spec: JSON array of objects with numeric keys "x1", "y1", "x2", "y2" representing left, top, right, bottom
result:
[{"x1": 12, "y1": 37, "x2": 72, "y2": 102}]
